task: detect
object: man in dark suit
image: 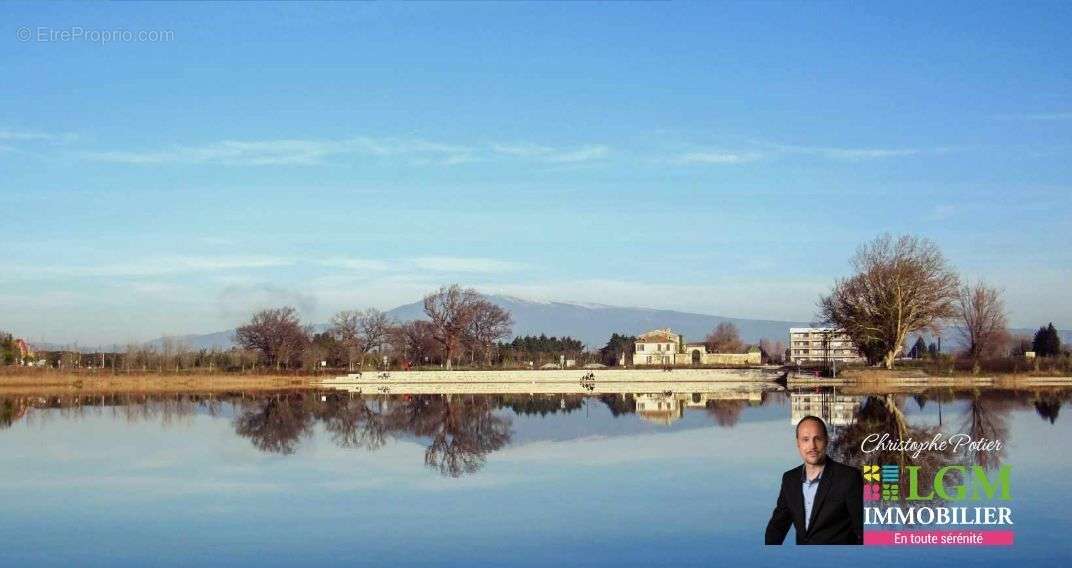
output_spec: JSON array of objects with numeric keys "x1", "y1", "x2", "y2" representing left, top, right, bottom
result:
[{"x1": 765, "y1": 415, "x2": 863, "y2": 545}]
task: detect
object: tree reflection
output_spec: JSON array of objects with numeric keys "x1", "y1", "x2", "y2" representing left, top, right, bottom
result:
[
  {"x1": 3, "y1": 386, "x2": 1068, "y2": 479},
  {"x1": 960, "y1": 392, "x2": 1012, "y2": 470},
  {"x1": 599, "y1": 394, "x2": 636, "y2": 417},
  {"x1": 831, "y1": 395, "x2": 955, "y2": 476},
  {"x1": 234, "y1": 393, "x2": 314, "y2": 455},
  {"x1": 498, "y1": 395, "x2": 584, "y2": 416},
  {"x1": 1035, "y1": 396, "x2": 1062, "y2": 424},
  {"x1": 317, "y1": 395, "x2": 390, "y2": 451},
  {"x1": 0, "y1": 398, "x2": 28, "y2": 429},
  {"x1": 391, "y1": 396, "x2": 512, "y2": 478},
  {"x1": 706, "y1": 400, "x2": 745, "y2": 427}
]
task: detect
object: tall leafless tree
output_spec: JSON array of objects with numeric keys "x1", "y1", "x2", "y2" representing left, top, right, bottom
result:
[
  {"x1": 330, "y1": 310, "x2": 364, "y2": 371},
  {"x1": 234, "y1": 307, "x2": 309, "y2": 370},
  {"x1": 395, "y1": 320, "x2": 440, "y2": 367},
  {"x1": 359, "y1": 308, "x2": 392, "y2": 366},
  {"x1": 466, "y1": 299, "x2": 513, "y2": 366},
  {"x1": 819, "y1": 234, "x2": 960, "y2": 369},
  {"x1": 957, "y1": 281, "x2": 1010, "y2": 366},
  {"x1": 423, "y1": 285, "x2": 483, "y2": 370}
]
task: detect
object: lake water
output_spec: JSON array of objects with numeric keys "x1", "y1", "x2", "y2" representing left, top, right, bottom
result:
[{"x1": 1, "y1": 386, "x2": 1069, "y2": 566}]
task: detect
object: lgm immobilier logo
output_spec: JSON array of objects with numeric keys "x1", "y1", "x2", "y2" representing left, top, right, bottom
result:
[{"x1": 863, "y1": 464, "x2": 1014, "y2": 546}]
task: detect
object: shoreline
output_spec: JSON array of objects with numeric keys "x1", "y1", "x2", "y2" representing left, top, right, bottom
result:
[{"x1": 1, "y1": 368, "x2": 1069, "y2": 396}]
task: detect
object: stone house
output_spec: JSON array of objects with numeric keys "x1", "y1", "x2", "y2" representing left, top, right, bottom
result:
[{"x1": 632, "y1": 328, "x2": 761, "y2": 366}]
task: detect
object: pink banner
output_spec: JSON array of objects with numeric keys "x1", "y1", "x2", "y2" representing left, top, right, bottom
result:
[{"x1": 865, "y1": 530, "x2": 1014, "y2": 546}]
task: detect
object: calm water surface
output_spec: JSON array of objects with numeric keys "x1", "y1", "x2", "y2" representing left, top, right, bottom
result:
[{"x1": 2, "y1": 386, "x2": 1069, "y2": 566}]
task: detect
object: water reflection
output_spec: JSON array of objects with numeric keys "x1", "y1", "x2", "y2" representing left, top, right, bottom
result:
[{"x1": 2, "y1": 386, "x2": 1070, "y2": 479}]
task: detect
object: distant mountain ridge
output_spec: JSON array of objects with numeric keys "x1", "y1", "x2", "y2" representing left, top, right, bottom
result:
[
  {"x1": 132, "y1": 295, "x2": 810, "y2": 351},
  {"x1": 38, "y1": 294, "x2": 1071, "y2": 353},
  {"x1": 383, "y1": 294, "x2": 811, "y2": 349}
]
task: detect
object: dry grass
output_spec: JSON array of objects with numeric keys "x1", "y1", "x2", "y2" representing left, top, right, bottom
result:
[{"x1": 0, "y1": 369, "x2": 319, "y2": 395}]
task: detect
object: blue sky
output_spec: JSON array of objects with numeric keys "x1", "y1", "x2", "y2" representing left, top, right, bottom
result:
[{"x1": 2, "y1": 2, "x2": 1070, "y2": 345}]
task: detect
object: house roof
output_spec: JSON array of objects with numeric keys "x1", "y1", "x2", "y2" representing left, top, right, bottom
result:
[{"x1": 637, "y1": 329, "x2": 679, "y2": 343}]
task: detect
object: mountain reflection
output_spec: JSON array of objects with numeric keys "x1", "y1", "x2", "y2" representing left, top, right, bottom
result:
[{"x1": 2, "y1": 386, "x2": 1069, "y2": 478}]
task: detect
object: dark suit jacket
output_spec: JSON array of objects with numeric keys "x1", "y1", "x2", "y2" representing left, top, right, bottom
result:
[{"x1": 764, "y1": 457, "x2": 863, "y2": 545}]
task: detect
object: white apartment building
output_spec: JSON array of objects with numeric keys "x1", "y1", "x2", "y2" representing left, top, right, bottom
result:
[{"x1": 788, "y1": 327, "x2": 865, "y2": 365}]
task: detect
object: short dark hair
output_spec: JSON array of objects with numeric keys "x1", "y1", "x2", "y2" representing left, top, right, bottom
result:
[{"x1": 796, "y1": 415, "x2": 828, "y2": 439}]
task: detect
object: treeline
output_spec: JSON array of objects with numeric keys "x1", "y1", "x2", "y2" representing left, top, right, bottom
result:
[
  {"x1": 9, "y1": 285, "x2": 512, "y2": 373},
  {"x1": 496, "y1": 335, "x2": 587, "y2": 366},
  {"x1": 233, "y1": 284, "x2": 513, "y2": 371}
]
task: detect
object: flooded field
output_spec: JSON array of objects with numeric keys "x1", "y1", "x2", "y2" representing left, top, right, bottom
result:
[{"x1": 1, "y1": 384, "x2": 1068, "y2": 566}]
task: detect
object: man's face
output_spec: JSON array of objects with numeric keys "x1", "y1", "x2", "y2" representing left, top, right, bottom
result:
[{"x1": 796, "y1": 419, "x2": 827, "y2": 466}]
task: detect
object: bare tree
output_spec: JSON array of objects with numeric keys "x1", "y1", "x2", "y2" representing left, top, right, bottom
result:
[
  {"x1": 819, "y1": 234, "x2": 960, "y2": 369},
  {"x1": 330, "y1": 309, "x2": 392, "y2": 371},
  {"x1": 330, "y1": 310, "x2": 364, "y2": 371},
  {"x1": 234, "y1": 307, "x2": 309, "y2": 370},
  {"x1": 466, "y1": 299, "x2": 513, "y2": 366},
  {"x1": 957, "y1": 281, "x2": 1010, "y2": 366},
  {"x1": 395, "y1": 320, "x2": 440, "y2": 367},
  {"x1": 705, "y1": 322, "x2": 744, "y2": 353},
  {"x1": 422, "y1": 285, "x2": 482, "y2": 370},
  {"x1": 359, "y1": 308, "x2": 392, "y2": 365}
]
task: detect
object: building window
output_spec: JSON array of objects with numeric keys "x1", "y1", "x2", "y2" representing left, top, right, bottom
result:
[{"x1": 637, "y1": 344, "x2": 643, "y2": 352}]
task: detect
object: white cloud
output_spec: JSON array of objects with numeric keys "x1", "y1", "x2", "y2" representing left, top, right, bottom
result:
[
  {"x1": 411, "y1": 256, "x2": 530, "y2": 273},
  {"x1": 11, "y1": 255, "x2": 292, "y2": 278},
  {"x1": 674, "y1": 151, "x2": 762, "y2": 164},
  {"x1": 83, "y1": 137, "x2": 475, "y2": 166},
  {"x1": 319, "y1": 258, "x2": 393, "y2": 271},
  {"x1": 0, "y1": 128, "x2": 78, "y2": 143},
  {"x1": 924, "y1": 204, "x2": 958, "y2": 222},
  {"x1": 83, "y1": 137, "x2": 610, "y2": 167},
  {"x1": 994, "y1": 112, "x2": 1072, "y2": 121},
  {"x1": 85, "y1": 139, "x2": 350, "y2": 166},
  {"x1": 768, "y1": 142, "x2": 927, "y2": 160},
  {"x1": 217, "y1": 284, "x2": 318, "y2": 319},
  {"x1": 491, "y1": 143, "x2": 610, "y2": 163},
  {"x1": 318, "y1": 256, "x2": 528, "y2": 274},
  {"x1": 544, "y1": 145, "x2": 610, "y2": 163}
]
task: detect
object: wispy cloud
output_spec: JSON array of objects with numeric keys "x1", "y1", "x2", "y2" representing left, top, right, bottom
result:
[
  {"x1": 767, "y1": 142, "x2": 930, "y2": 160},
  {"x1": 83, "y1": 137, "x2": 475, "y2": 166},
  {"x1": 924, "y1": 204, "x2": 958, "y2": 222},
  {"x1": 318, "y1": 256, "x2": 529, "y2": 274},
  {"x1": 83, "y1": 137, "x2": 610, "y2": 167},
  {"x1": 319, "y1": 258, "x2": 393, "y2": 271},
  {"x1": 673, "y1": 151, "x2": 763, "y2": 165},
  {"x1": 411, "y1": 256, "x2": 530, "y2": 273},
  {"x1": 0, "y1": 128, "x2": 78, "y2": 143},
  {"x1": 217, "y1": 284, "x2": 317, "y2": 319},
  {"x1": 491, "y1": 143, "x2": 610, "y2": 163},
  {"x1": 11, "y1": 255, "x2": 292, "y2": 278},
  {"x1": 994, "y1": 112, "x2": 1072, "y2": 121}
]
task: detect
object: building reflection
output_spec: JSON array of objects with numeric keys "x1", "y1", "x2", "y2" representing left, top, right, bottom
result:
[
  {"x1": 789, "y1": 390, "x2": 862, "y2": 427},
  {"x1": 633, "y1": 391, "x2": 764, "y2": 426}
]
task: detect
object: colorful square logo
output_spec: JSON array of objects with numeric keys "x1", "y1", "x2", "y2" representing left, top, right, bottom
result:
[{"x1": 865, "y1": 464, "x2": 901, "y2": 501}]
